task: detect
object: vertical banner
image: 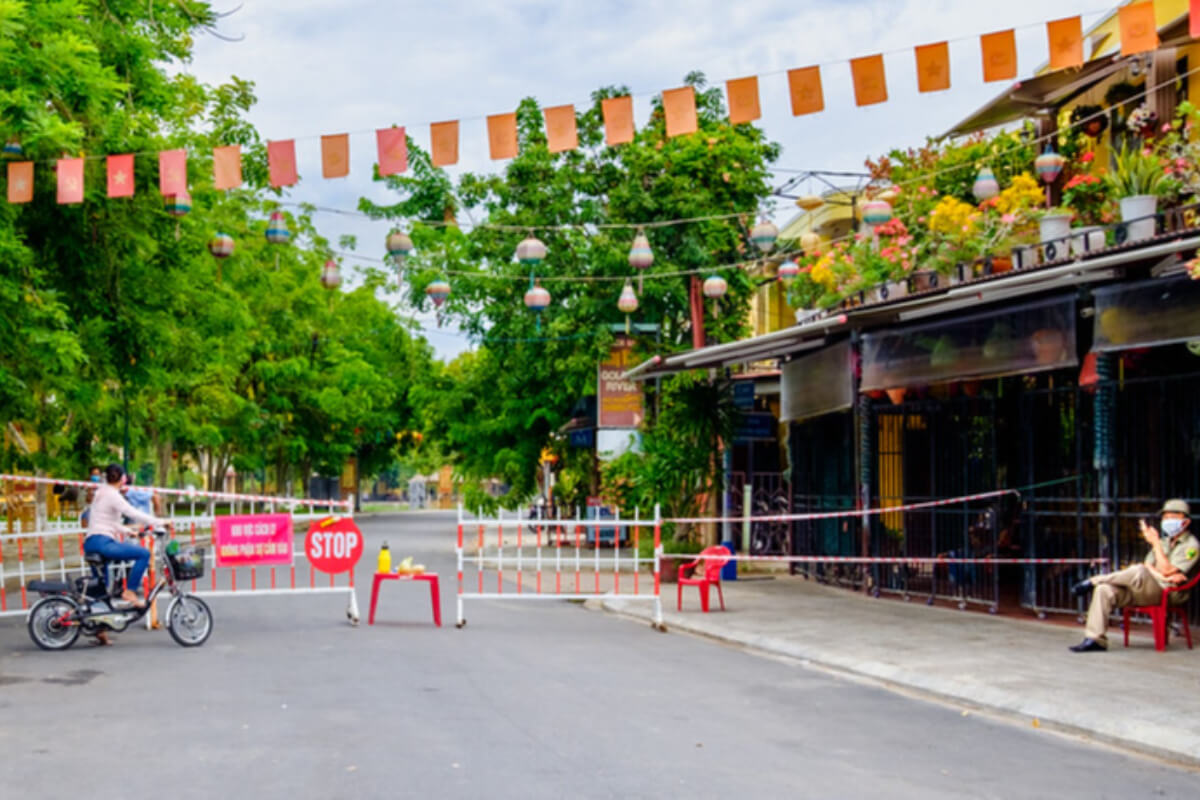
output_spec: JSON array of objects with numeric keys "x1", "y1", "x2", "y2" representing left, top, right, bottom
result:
[
  {"x1": 980, "y1": 30, "x2": 1018, "y2": 83},
  {"x1": 1047, "y1": 17, "x2": 1084, "y2": 71},
  {"x1": 1119, "y1": 2, "x2": 1159, "y2": 56},
  {"x1": 787, "y1": 66, "x2": 825, "y2": 116},
  {"x1": 601, "y1": 95, "x2": 635, "y2": 146},
  {"x1": 430, "y1": 120, "x2": 459, "y2": 167},
  {"x1": 543, "y1": 104, "x2": 578, "y2": 153},
  {"x1": 56, "y1": 157, "x2": 84, "y2": 204},
  {"x1": 850, "y1": 54, "x2": 888, "y2": 107},
  {"x1": 487, "y1": 112, "x2": 518, "y2": 160},
  {"x1": 914, "y1": 42, "x2": 950, "y2": 93},
  {"x1": 106, "y1": 154, "x2": 134, "y2": 198},
  {"x1": 213, "y1": 144, "x2": 242, "y2": 190},
  {"x1": 662, "y1": 86, "x2": 698, "y2": 138},
  {"x1": 376, "y1": 127, "x2": 408, "y2": 176},
  {"x1": 321, "y1": 133, "x2": 350, "y2": 178},
  {"x1": 7, "y1": 161, "x2": 33, "y2": 204},
  {"x1": 726, "y1": 75, "x2": 761, "y2": 124},
  {"x1": 267, "y1": 139, "x2": 298, "y2": 187},
  {"x1": 597, "y1": 338, "x2": 644, "y2": 462},
  {"x1": 159, "y1": 149, "x2": 187, "y2": 195}
]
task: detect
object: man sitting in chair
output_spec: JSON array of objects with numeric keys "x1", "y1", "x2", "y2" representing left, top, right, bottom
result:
[{"x1": 1069, "y1": 499, "x2": 1198, "y2": 653}]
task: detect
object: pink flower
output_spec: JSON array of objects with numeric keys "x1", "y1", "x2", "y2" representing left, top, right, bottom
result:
[
  {"x1": 1080, "y1": 151, "x2": 1095, "y2": 164},
  {"x1": 1143, "y1": 147, "x2": 1153, "y2": 157},
  {"x1": 917, "y1": 216, "x2": 927, "y2": 223},
  {"x1": 1001, "y1": 214, "x2": 1016, "y2": 224},
  {"x1": 1162, "y1": 123, "x2": 1172, "y2": 132}
]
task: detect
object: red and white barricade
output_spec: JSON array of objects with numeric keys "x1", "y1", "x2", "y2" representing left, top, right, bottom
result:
[
  {"x1": 0, "y1": 474, "x2": 360, "y2": 625},
  {"x1": 455, "y1": 505, "x2": 663, "y2": 628}
]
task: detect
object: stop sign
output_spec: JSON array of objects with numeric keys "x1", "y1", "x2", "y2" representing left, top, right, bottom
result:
[{"x1": 305, "y1": 517, "x2": 364, "y2": 574}]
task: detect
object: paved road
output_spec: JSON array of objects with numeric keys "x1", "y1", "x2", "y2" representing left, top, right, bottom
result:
[{"x1": 0, "y1": 512, "x2": 1194, "y2": 799}]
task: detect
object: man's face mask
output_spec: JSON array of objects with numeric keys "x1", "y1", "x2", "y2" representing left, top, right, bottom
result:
[
  {"x1": 1162, "y1": 518, "x2": 1186, "y2": 537},
  {"x1": 90, "y1": 475, "x2": 101, "y2": 483}
]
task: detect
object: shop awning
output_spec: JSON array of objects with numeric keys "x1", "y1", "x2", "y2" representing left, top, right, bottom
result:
[
  {"x1": 1093, "y1": 275, "x2": 1200, "y2": 352},
  {"x1": 781, "y1": 340, "x2": 854, "y2": 422},
  {"x1": 860, "y1": 295, "x2": 1078, "y2": 392}
]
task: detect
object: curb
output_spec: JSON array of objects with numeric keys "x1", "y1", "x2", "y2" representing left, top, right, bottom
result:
[{"x1": 597, "y1": 598, "x2": 1200, "y2": 769}]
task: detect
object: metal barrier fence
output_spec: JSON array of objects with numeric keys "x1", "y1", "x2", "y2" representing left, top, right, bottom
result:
[{"x1": 456, "y1": 505, "x2": 662, "y2": 628}]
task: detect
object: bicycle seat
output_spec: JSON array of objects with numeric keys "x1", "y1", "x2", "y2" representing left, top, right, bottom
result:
[{"x1": 85, "y1": 552, "x2": 106, "y2": 565}]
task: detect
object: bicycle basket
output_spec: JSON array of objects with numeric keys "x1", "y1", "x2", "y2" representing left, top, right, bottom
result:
[{"x1": 168, "y1": 546, "x2": 206, "y2": 580}]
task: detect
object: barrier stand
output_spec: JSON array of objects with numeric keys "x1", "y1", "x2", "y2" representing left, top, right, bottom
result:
[{"x1": 456, "y1": 504, "x2": 663, "y2": 630}]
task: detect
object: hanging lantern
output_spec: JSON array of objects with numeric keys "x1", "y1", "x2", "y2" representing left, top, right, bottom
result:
[
  {"x1": 164, "y1": 192, "x2": 191, "y2": 218},
  {"x1": 320, "y1": 259, "x2": 341, "y2": 290},
  {"x1": 972, "y1": 167, "x2": 1000, "y2": 202},
  {"x1": 426, "y1": 279, "x2": 451, "y2": 307},
  {"x1": 795, "y1": 195, "x2": 823, "y2": 211},
  {"x1": 628, "y1": 228, "x2": 653, "y2": 292},
  {"x1": 208, "y1": 232, "x2": 234, "y2": 258},
  {"x1": 265, "y1": 211, "x2": 290, "y2": 244},
  {"x1": 800, "y1": 231, "x2": 821, "y2": 255},
  {"x1": 386, "y1": 230, "x2": 414, "y2": 261},
  {"x1": 777, "y1": 259, "x2": 801, "y2": 283},
  {"x1": 1035, "y1": 146, "x2": 1066, "y2": 185},
  {"x1": 524, "y1": 280, "x2": 551, "y2": 332},
  {"x1": 617, "y1": 280, "x2": 638, "y2": 335},
  {"x1": 516, "y1": 235, "x2": 547, "y2": 266},
  {"x1": 703, "y1": 274, "x2": 727, "y2": 316},
  {"x1": 3, "y1": 139, "x2": 22, "y2": 157},
  {"x1": 861, "y1": 199, "x2": 893, "y2": 228},
  {"x1": 750, "y1": 219, "x2": 779, "y2": 253}
]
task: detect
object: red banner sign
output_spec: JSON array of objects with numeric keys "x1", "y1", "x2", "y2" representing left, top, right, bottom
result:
[
  {"x1": 305, "y1": 517, "x2": 363, "y2": 575},
  {"x1": 213, "y1": 514, "x2": 294, "y2": 566},
  {"x1": 598, "y1": 340, "x2": 643, "y2": 428}
]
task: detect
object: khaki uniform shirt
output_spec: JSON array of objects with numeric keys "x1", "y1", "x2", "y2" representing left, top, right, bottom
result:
[{"x1": 1144, "y1": 530, "x2": 1200, "y2": 601}]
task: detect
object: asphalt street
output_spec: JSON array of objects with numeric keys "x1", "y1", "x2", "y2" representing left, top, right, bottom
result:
[{"x1": 0, "y1": 512, "x2": 1195, "y2": 799}]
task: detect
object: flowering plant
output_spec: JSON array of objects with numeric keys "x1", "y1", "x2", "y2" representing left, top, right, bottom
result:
[
  {"x1": 1062, "y1": 173, "x2": 1110, "y2": 225},
  {"x1": 1126, "y1": 105, "x2": 1159, "y2": 137}
]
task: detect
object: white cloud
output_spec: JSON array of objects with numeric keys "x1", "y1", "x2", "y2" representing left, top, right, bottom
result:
[{"x1": 188, "y1": 0, "x2": 1108, "y2": 359}]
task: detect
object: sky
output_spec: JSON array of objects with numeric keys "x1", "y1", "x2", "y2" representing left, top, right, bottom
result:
[{"x1": 186, "y1": 0, "x2": 1114, "y2": 360}]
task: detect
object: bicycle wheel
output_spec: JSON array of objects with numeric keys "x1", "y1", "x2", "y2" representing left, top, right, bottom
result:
[
  {"x1": 166, "y1": 595, "x2": 212, "y2": 647},
  {"x1": 27, "y1": 596, "x2": 82, "y2": 651}
]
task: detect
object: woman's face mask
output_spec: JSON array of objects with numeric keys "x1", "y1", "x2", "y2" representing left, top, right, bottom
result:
[{"x1": 1162, "y1": 518, "x2": 1186, "y2": 537}]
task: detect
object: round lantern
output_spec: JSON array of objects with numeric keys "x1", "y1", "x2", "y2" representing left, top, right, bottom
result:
[
  {"x1": 617, "y1": 281, "x2": 639, "y2": 314},
  {"x1": 800, "y1": 231, "x2": 821, "y2": 255},
  {"x1": 1035, "y1": 146, "x2": 1066, "y2": 185},
  {"x1": 164, "y1": 192, "x2": 191, "y2": 218},
  {"x1": 208, "y1": 232, "x2": 234, "y2": 259},
  {"x1": 750, "y1": 219, "x2": 779, "y2": 253},
  {"x1": 3, "y1": 139, "x2": 22, "y2": 156},
  {"x1": 425, "y1": 280, "x2": 451, "y2": 307},
  {"x1": 777, "y1": 259, "x2": 801, "y2": 283},
  {"x1": 516, "y1": 235, "x2": 547, "y2": 266},
  {"x1": 386, "y1": 230, "x2": 414, "y2": 261},
  {"x1": 265, "y1": 211, "x2": 290, "y2": 244},
  {"x1": 972, "y1": 167, "x2": 1000, "y2": 202},
  {"x1": 320, "y1": 259, "x2": 341, "y2": 290},
  {"x1": 795, "y1": 195, "x2": 824, "y2": 211},
  {"x1": 524, "y1": 282, "x2": 551, "y2": 311},
  {"x1": 861, "y1": 199, "x2": 892, "y2": 228},
  {"x1": 703, "y1": 275, "x2": 728, "y2": 299}
]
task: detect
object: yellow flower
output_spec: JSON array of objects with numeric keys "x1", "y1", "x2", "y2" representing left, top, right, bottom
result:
[
  {"x1": 994, "y1": 173, "x2": 1043, "y2": 214},
  {"x1": 929, "y1": 196, "x2": 978, "y2": 235}
]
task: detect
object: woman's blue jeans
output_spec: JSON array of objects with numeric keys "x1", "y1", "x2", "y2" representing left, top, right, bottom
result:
[{"x1": 83, "y1": 535, "x2": 150, "y2": 594}]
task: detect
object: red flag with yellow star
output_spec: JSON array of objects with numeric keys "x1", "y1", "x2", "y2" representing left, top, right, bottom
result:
[
  {"x1": 376, "y1": 127, "x2": 408, "y2": 176},
  {"x1": 7, "y1": 161, "x2": 33, "y2": 204},
  {"x1": 159, "y1": 149, "x2": 187, "y2": 195},
  {"x1": 56, "y1": 157, "x2": 84, "y2": 204},
  {"x1": 267, "y1": 139, "x2": 298, "y2": 187},
  {"x1": 107, "y1": 154, "x2": 134, "y2": 198}
]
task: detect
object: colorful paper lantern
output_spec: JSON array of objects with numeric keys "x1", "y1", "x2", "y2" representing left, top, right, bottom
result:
[
  {"x1": 617, "y1": 280, "x2": 639, "y2": 314},
  {"x1": 972, "y1": 167, "x2": 1000, "y2": 202},
  {"x1": 207, "y1": 232, "x2": 234, "y2": 259},
  {"x1": 750, "y1": 219, "x2": 779, "y2": 252},
  {"x1": 320, "y1": 259, "x2": 341, "y2": 290},
  {"x1": 265, "y1": 211, "x2": 290, "y2": 244},
  {"x1": 425, "y1": 279, "x2": 451, "y2": 307},
  {"x1": 800, "y1": 231, "x2": 821, "y2": 255},
  {"x1": 861, "y1": 199, "x2": 892, "y2": 228},
  {"x1": 386, "y1": 230, "x2": 414, "y2": 261},
  {"x1": 776, "y1": 259, "x2": 800, "y2": 283},
  {"x1": 524, "y1": 281, "x2": 551, "y2": 311},
  {"x1": 1035, "y1": 147, "x2": 1066, "y2": 185},
  {"x1": 3, "y1": 139, "x2": 22, "y2": 157},
  {"x1": 795, "y1": 195, "x2": 824, "y2": 211},
  {"x1": 164, "y1": 192, "x2": 191, "y2": 218},
  {"x1": 516, "y1": 235, "x2": 547, "y2": 266},
  {"x1": 703, "y1": 275, "x2": 728, "y2": 299}
]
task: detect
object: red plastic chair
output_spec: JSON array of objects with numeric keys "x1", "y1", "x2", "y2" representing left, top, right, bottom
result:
[
  {"x1": 677, "y1": 545, "x2": 732, "y2": 613},
  {"x1": 1121, "y1": 571, "x2": 1199, "y2": 651}
]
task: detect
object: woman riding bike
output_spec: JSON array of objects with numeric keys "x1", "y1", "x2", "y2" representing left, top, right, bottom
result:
[{"x1": 84, "y1": 463, "x2": 166, "y2": 613}]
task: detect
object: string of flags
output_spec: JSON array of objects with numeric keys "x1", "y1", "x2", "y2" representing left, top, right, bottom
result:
[{"x1": 2, "y1": 3, "x2": 1180, "y2": 207}]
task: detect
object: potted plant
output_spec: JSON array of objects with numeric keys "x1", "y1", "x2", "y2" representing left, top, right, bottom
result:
[
  {"x1": 1035, "y1": 207, "x2": 1074, "y2": 261},
  {"x1": 1070, "y1": 104, "x2": 1108, "y2": 138},
  {"x1": 1061, "y1": 170, "x2": 1109, "y2": 255},
  {"x1": 1104, "y1": 145, "x2": 1175, "y2": 242}
]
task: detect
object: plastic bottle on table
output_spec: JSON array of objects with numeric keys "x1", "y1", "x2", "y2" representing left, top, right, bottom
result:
[{"x1": 377, "y1": 541, "x2": 391, "y2": 574}]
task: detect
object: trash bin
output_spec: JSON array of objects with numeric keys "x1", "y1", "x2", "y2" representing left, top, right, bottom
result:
[{"x1": 720, "y1": 541, "x2": 737, "y2": 581}]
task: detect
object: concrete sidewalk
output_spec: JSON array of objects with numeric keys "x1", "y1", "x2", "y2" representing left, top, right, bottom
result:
[{"x1": 602, "y1": 574, "x2": 1200, "y2": 766}]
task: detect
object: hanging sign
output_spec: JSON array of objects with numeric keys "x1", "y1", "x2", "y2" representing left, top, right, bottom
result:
[
  {"x1": 214, "y1": 514, "x2": 294, "y2": 567},
  {"x1": 598, "y1": 340, "x2": 644, "y2": 428}
]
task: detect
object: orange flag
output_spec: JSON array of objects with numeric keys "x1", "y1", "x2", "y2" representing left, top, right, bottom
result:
[
  {"x1": 981, "y1": 30, "x2": 1017, "y2": 83},
  {"x1": 1119, "y1": 2, "x2": 1158, "y2": 56},
  {"x1": 787, "y1": 66, "x2": 824, "y2": 116},
  {"x1": 601, "y1": 96, "x2": 635, "y2": 146},
  {"x1": 726, "y1": 76, "x2": 761, "y2": 124},
  {"x1": 56, "y1": 157, "x2": 84, "y2": 204},
  {"x1": 213, "y1": 145, "x2": 242, "y2": 190},
  {"x1": 487, "y1": 112, "x2": 518, "y2": 160},
  {"x1": 1047, "y1": 17, "x2": 1083, "y2": 71},
  {"x1": 376, "y1": 127, "x2": 408, "y2": 176},
  {"x1": 543, "y1": 105, "x2": 578, "y2": 153},
  {"x1": 431, "y1": 121, "x2": 459, "y2": 167},
  {"x1": 268, "y1": 140, "x2": 298, "y2": 187},
  {"x1": 850, "y1": 55, "x2": 888, "y2": 107},
  {"x1": 1193, "y1": 0, "x2": 1200, "y2": 39},
  {"x1": 159, "y1": 149, "x2": 187, "y2": 195},
  {"x1": 7, "y1": 161, "x2": 33, "y2": 204},
  {"x1": 914, "y1": 42, "x2": 950, "y2": 93},
  {"x1": 321, "y1": 134, "x2": 349, "y2": 178},
  {"x1": 106, "y1": 154, "x2": 134, "y2": 198},
  {"x1": 662, "y1": 86, "x2": 698, "y2": 138}
]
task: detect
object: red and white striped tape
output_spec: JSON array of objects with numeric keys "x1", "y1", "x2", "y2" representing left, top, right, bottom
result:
[
  {"x1": 683, "y1": 554, "x2": 1108, "y2": 565},
  {"x1": 0, "y1": 473, "x2": 351, "y2": 509},
  {"x1": 666, "y1": 489, "x2": 1019, "y2": 525}
]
